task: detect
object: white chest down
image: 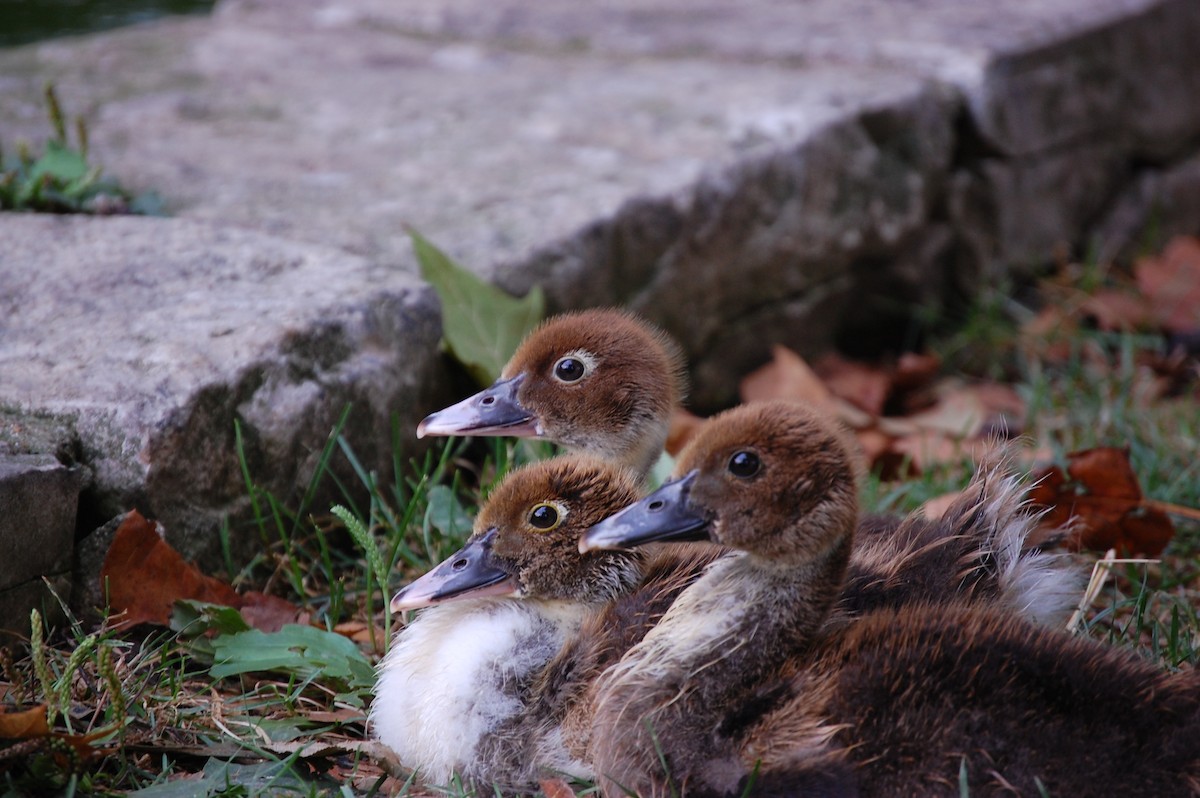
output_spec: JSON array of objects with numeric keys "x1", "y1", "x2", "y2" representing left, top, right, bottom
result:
[{"x1": 370, "y1": 598, "x2": 585, "y2": 785}]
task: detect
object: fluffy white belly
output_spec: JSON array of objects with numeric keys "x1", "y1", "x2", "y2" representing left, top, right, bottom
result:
[{"x1": 370, "y1": 598, "x2": 580, "y2": 784}]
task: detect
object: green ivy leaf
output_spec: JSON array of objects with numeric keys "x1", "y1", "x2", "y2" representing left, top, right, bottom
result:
[{"x1": 411, "y1": 229, "x2": 544, "y2": 386}]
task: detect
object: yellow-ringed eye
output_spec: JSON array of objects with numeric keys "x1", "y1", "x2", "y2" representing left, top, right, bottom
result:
[{"x1": 528, "y1": 502, "x2": 565, "y2": 532}]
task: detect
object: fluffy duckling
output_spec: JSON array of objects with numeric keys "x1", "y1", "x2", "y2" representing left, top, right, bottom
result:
[
  {"x1": 418, "y1": 308, "x2": 685, "y2": 478},
  {"x1": 420, "y1": 309, "x2": 1079, "y2": 628},
  {"x1": 582, "y1": 401, "x2": 1200, "y2": 798},
  {"x1": 370, "y1": 455, "x2": 712, "y2": 794}
]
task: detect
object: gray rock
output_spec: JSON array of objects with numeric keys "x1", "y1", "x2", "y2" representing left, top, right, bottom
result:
[
  {"x1": 0, "y1": 454, "x2": 81, "y2": 631},
  {"x1": 0, "y1": 215, "x2": 448, "y2": 566}
]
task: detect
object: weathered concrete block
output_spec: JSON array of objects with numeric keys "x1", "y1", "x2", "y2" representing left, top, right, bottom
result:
[
  {"x1": 0, "y1": 455, "x2": 81, "y2": 631},
  {"x1": 0, "y1": 215, "x2": 448, "y2": 565}
]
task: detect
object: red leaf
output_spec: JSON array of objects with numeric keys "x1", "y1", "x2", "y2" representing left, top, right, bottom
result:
[
  {"x1": 1027, "y1": 448, "x2": 1175, "y2": 555},
  {"x1": 814, "y1": 353, "x2": 891, "y2": 416},
  {"x1": 101, "y1": 511, "x2": 240, "y2": 628},
  {"x1": 100, "y1": 510, "x2": 302, "y2": 630}
]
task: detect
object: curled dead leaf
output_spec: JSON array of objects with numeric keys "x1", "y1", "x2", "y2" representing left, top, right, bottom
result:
[
  {"x1": 0, "y1": 704, "x2": 49, "y2": 740},
  {"x1": 740, "y1": 345, "x2": 833, "y2": 408}
]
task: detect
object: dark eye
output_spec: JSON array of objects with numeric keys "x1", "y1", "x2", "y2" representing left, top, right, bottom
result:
[
  {"x1": 553, "y1": 357, "x2": 586, "y2": 383},
  {"x1": 529, "y1": 503, "x2": 561, "y2": 531},
  {"x1": 728, "y1": 451, "x2": 760, "y2": 479}
]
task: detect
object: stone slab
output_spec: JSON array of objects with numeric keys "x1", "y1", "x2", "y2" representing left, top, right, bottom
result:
[
  {"x1": 0, "y1": 215, "x2": 448, "y2": 564},
  {"x1": 0, "y1": 454, "x2": 80, "y2": 630}
]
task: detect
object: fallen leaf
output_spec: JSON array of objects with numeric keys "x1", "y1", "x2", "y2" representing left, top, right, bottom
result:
[
  {"x1": 814, "y1": 353, "x2": 891, "y2": 416},
  {"x1": 101, "y1": 511, "x2": 240, "y2": 628},
  {"x1": 101, "y1": 511, "x2": 303, "y2": 632},
  {"x1": 0, "y1": 705, "x2": 48, "y2": 740},
  {"x1": 740, "y1": 345, "x2": 833, "y2": 408},
  {"x1": 1080, "y1": 290, "x2": 1152, "y2": 331},
  {"x1": 239, "y1": 592, "x2": 306, "y2": 633},
  {"x1": 1027, "y1": 448, "x2": 1175, "y2": 555},
  {"x1": 920, "y1": 490, "x2": 967, "y2": 521},
  {"x1": 1067, "y1": 447, "x2": 1142, "y2": 500},
  {"x1": 1136, "y1": 236, "x2": 1200, "y2": 334},
  {"x1": 891, "y1": 352, "x2": 942, "y2": 393},
  {"x1": 879, "y1": 384, "x2": 987, "y2": 439}
]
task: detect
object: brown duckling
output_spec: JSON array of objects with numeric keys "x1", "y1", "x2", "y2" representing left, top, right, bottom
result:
[
  {"x1": 419, "y1": 309, "x2": 1080, "y2": 628},
  {"x1": 369, "y1": 455, "x2": 713, "y2": 794},
  {"x1": 417, "y1": 308, "x2": 685, "y2": 479},
  {"x1": 581, "y1": 401, "x2": 1200, "y2": 798}
]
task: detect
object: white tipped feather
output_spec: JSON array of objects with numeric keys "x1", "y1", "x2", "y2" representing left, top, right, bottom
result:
[{"x1": 945, "y1": 458, "x2": 1086, "y2": 627}]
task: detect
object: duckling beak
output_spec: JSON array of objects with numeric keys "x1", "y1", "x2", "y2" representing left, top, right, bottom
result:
[
  {"x1": 390, "y1": 528, "x2": 517, "y2": 612},
  {"x1": 580, "y1": 470, "x2": 709, "y2": 552},
  {"x1": 416, "y1": 374, "x2": 542, "y2": 439}
]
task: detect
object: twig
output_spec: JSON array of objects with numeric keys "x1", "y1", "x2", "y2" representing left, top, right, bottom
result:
[
  {"x1": 1146, "y1": 498, "x2": 1200, "y2": 522},
  {"x1": 1066, "y1": 549, "x2": 1160, "y2": 634}
]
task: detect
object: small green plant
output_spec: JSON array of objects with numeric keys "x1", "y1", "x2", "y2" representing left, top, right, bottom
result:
[{"x1": 0, "y1": 84, "x2": 163, "y2": 215}]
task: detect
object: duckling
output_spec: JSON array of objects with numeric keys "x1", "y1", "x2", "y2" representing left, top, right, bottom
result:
[
  {"x1": 581, "y1": 401, "x2": 1200, "y2": 798},
  {"x1": 419, "y1": 309, "x2": 1079, "y2": 628},
  {"x1": 370, "y1": 454, "x2": 713, "y2": 794},
  {"x1": 417, "y1": 308, "x2": 685, "y2": 479}
]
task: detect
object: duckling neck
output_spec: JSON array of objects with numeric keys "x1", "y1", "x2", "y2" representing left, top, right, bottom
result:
[
  {"x1": 567, "y1": 421, "x2": 668, "y2": 481},
  {"x1": 593, "y1": 535, "x2": 852, "y2": 797}
]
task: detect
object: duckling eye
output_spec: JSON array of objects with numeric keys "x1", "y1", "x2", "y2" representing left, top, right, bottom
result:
[
  {"x1": 728, "y1": 451, "x2": 761, "y2": 479},
  {"x1": 528, "y1": 502, "x2": 563, "y2": 531},
  {"x1": 553, "y1": 356, "x2": 587, "y2": 383}
]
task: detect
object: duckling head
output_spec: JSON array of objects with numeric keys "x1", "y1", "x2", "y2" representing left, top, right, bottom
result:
[
  {"x1": 417, "y1": 309, "x2": 685, "y2": 476},
  {"x1": 582, "y1": 400, "x2": 858, "y2": 565},
  {"x1": 392, "y1": 455, "x2": 646, "y2": 612}
]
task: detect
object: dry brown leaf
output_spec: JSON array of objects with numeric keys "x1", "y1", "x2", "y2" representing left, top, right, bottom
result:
[
  {"x1": 1136, "y1": 236, "x2": 1200, "y2": 334},
  {"x1": 892, "y1": 352, "x2": 942, "y2": 393},
  {"x1": 1028, "y1": 448, "x2": 1175, "y2": 555},
  {"x1": 1080, "y1": 290, "x2": 1153, "y2": 331},
  {"x1": 888, "y1": 429, "x2": 965, "y2": 474},
  {"x1": 239, "y1": 592, "x2": 306, "y2": 633},
  {"x1": 740, "y1": 345, "x2": 833, "y2": 407},
  {"x1": 814, "y1": 353, "x2": 891, "y2": 416},
  {"x1": 1019, "y1": 305, "x2": 1077, "y2": 364},
  {"x1": 101, "y1": 511, "x2": 240, "y2": 628},
  {"x1": 100, "y1": 510, "x2": 302, "y2": 631},
  {"x1": 0, "y1": 705, "x2": 48, "y2": 740}
]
